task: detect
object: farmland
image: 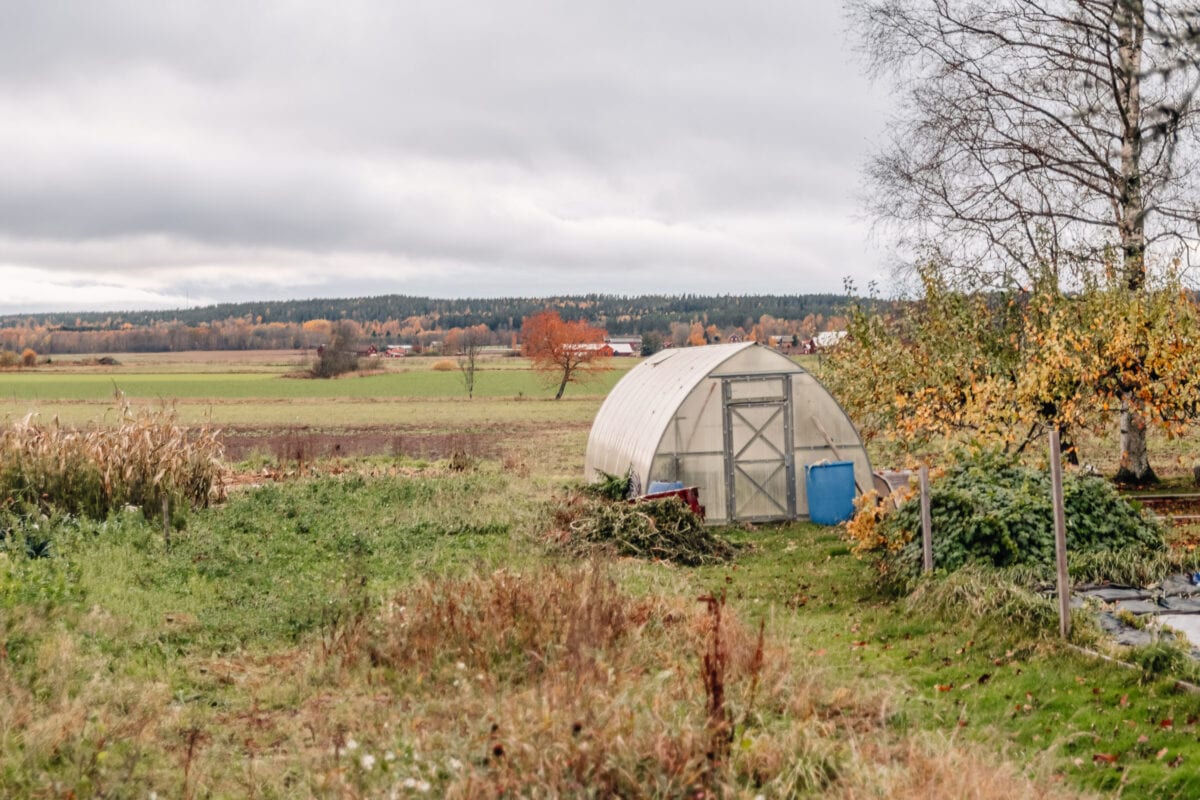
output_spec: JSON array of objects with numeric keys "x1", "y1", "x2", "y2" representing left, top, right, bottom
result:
[{"x1": 4, "y1": 351, "x2": 1200, "y2": 797}]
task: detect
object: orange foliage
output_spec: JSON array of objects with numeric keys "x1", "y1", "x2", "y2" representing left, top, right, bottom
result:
[{"x1": 521, "y1": 310, "x2": 610, "y2": 399}]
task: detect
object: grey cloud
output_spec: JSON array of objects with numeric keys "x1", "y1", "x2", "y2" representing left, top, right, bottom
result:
[{"x1": 0, "y1": 1, "x2": 889, "y2": 309}]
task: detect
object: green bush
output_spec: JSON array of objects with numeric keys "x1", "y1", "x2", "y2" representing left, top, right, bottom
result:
[{"x1": 873, "y1": 450, "x2": 1164, "y2": 584}]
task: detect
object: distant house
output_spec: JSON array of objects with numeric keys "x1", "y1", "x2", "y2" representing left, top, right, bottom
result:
[
  {"x1": 767, "y1": 335, "x2": 798, "y2": 350},
  {"x1": 384, "y1": 344, "x2": 412, "y2": 358},
  {"x1": 606, "y1": 335, "x2": 642, "y2": 354},
  {"x1": 607, "y1": 342, "x2": 636, "y2": 357},
  {"x1": 315, "y1": 342, "x2": 377, "y2": 358},
  {"x1": 814, "y1": 331, "x2": 847, "y2": 349},
  {"x1": 567, "y1": 342, "x2": 615, "y2": 357},
  {"x1": 802, "y1": 331, "x2": 848, "y2": 353}
]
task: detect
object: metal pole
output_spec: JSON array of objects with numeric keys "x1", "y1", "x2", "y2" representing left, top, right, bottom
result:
[
  {"x1": 1049, "y1": 428, "x2": 1071, "y2": 639},
  {"x1": 919, "y1": 465, "x2": 933, "y2": 573}
]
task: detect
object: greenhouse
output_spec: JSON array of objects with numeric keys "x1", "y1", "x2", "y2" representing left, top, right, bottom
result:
[{"x1": 584, "y1": 342, "x2": 872, "y2": 524}]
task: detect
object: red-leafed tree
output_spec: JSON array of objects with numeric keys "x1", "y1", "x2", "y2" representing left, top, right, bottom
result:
[{"x1": 521, "y1": 310, "x2": 610, "y2": 400}]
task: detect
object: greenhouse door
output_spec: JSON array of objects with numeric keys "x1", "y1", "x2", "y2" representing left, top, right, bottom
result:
[{"x1": 721, "y1": 375, "x2": 796, "y2": 522}]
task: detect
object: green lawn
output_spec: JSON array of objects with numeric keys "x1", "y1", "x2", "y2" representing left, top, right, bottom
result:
[
  {"x1": 0, "y1": 359, "x2": 634, "y2": 431},
  {"x1": 0, "y1": 365, "x2": 629, "y2": 402}
]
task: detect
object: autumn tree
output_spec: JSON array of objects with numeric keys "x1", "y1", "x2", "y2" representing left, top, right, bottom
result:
[
  {"x1": 849, "y1": 0, "x2": 1200, "y2": 483},
  {"x1": 444, "y1": 324, "x2": 491, "y2": 399},
  {"x1": 521, "y1": 310, "x2": 610, "y2": 400},
  {"x1": 826, "y1": 263, "x2": 1200, "y2": 462}
]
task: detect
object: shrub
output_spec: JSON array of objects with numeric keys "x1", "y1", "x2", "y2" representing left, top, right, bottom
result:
[
  {"x1": 0, "y1": 350, "x2": 16, "y2": 368},
  {"x1": 430, "y1": 359, "x2": 456, "y2": 371},
  {"x1": 20, "y1": 348, "x2": 36, "y2": 367},
  {"x1": 856, "y1": 449, "x2": 1164, "y2": 586},
  {"x1": 310, "y1": 321, "x2": 359, "y2": 378}
]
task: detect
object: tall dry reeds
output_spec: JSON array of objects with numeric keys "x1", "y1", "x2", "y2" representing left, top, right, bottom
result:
[{"x1": 0, "y1": 393, "x2": 224, "y2": 519}]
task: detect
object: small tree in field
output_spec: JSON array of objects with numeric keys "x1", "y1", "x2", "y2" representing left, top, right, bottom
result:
[
  {"x1": 444, "y1": 324, "x2": 491, "y2": 399},
  {"x1": 521, "y1": 310, "x2": 610, "y2": 400},
  {"x1": 20, "y1": 348, "x2": 36, "y2": 367},
  {"x1": 311, "y1": 321, "x2": 360, "y2": 378}
]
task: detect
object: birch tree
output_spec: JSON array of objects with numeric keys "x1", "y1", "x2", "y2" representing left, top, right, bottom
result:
[{"x1": 848, "y1": 0, "x2": 1200, "y2": 483}]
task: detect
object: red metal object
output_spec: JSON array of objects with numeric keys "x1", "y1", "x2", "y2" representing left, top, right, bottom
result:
[{"x1": 639, "y1": 486, "x2": 705, "y2": 518}]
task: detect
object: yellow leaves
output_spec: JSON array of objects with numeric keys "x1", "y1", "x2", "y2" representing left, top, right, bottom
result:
[{"x1": 827, "y1": 272, "x2": 1200, "y2": 451}]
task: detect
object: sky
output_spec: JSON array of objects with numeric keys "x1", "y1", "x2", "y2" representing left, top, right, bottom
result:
[{"x1": 0, "y1": 1, "x2": 892, "y2": 315}]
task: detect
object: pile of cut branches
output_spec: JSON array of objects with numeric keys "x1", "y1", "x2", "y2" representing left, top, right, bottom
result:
[{"x1": 550, "y1": 492, "x2": 735, "y2": 566}]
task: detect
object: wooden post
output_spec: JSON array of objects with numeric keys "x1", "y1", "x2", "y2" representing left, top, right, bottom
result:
[
  {"x1": 1049, "y1": 428, "x2": 1071, "y2": 639},
  {"x1": 162, "y1": 495, "x2": 171, "y2": 551},
  {"x1": 919, "y1": 465, "x2": 933, "y2": 573}
]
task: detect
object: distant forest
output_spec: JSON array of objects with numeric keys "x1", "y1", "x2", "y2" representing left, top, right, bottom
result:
[{"x1": 0, "y1": 293, "x2": 866, "y2": 355}]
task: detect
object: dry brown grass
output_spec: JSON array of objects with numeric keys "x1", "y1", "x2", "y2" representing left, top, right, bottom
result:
[
  {"x1": 0, "y1": 392, "x2": 225, "y2": 518},
  {"x1": 0, "y1": 562, "x2": 1094, "y2": 798},
  {"x1": 832, "y1": 735, "x2": 1097, "y2": 799},
  {"x1": 0, "y1": 608, "x2": 168, "y2": 798},
  {"x1": 112, "y1": 565, "x2": 1078, "y2": 798}
]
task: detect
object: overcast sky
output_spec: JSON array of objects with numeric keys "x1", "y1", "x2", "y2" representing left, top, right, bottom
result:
[{"x1": 0, "y1": 1, "x2": 891, "y2": 314}]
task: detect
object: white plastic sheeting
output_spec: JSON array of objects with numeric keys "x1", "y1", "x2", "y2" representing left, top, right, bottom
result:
[{"x1": 584, "y1": 342, "x2": 872, "y2": 524}]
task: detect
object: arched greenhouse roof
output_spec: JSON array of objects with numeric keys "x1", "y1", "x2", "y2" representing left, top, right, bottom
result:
[{"x1": 586, "y1": 341, "x2": 772, "y2": 481}]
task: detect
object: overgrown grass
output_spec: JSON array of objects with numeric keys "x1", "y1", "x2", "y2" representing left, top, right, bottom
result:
[
  {"x1": 696, "y1": 524, "x2": 1200, "y2": 799},
  {"x1": 0, "y1": 468, "x2": 1111, "y2": 799},
  {"x1": 0, "y1": 395, "x2": 223, "y2": 520}
]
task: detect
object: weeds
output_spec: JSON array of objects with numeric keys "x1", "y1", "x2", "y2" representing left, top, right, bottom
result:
[
  {"x1": 0, "y1": 393, "x2": 224, "y2": 520},
  {"x1": 305, "y1": 563, "x2": 843, "y2": 797}
]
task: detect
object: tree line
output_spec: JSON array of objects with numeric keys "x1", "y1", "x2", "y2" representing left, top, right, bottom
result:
[{"x1": 0, "y1": 294, "x2": 860, "y2": 355}]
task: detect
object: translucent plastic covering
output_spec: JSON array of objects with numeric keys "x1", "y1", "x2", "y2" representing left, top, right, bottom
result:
[{"x1": 585, "y1": 342, "x2": 872, "y2": 524}]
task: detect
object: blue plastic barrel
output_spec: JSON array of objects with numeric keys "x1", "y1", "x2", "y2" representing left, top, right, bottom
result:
[
  {"x1": 805, "y1": 461, "x2": 856, "y2": 525},
  {"x1": 647, "y1": 480, "x2": 685, "y2": 495}
]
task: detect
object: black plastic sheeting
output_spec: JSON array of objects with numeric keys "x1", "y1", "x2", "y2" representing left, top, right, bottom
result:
[{"x1": 1069, "y1": 575, "x2": 1200, "y2": 654}]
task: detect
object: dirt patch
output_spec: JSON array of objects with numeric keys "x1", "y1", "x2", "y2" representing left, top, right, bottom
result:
[{"x1": 220, "y1": 425, "x2": 500, "y2": 463}]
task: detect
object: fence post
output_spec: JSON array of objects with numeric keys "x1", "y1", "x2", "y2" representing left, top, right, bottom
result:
[
  {"x1": 1049, "y1": 428, "x2": 1071, "y2": 639},
  {"x1": 919, "y1": 465, "x2": 933, "y2": 573}
]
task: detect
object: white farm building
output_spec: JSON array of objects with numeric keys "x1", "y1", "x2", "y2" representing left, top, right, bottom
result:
[{"x1": 584, "y1": 342, "x2": 872, "y2": 524}]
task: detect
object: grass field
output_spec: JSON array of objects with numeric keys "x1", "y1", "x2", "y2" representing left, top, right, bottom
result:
[
  {"x1": 0, "y1": 360, "x2": 629, "y2": 402},
  {"x1": 4, "y1": 350, "x2": 1200, "y2": 797}
]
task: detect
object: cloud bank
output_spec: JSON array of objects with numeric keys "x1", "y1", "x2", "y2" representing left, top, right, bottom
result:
[{"x1": 0, "y1": 1, "x2": 888, "y2": 313}]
